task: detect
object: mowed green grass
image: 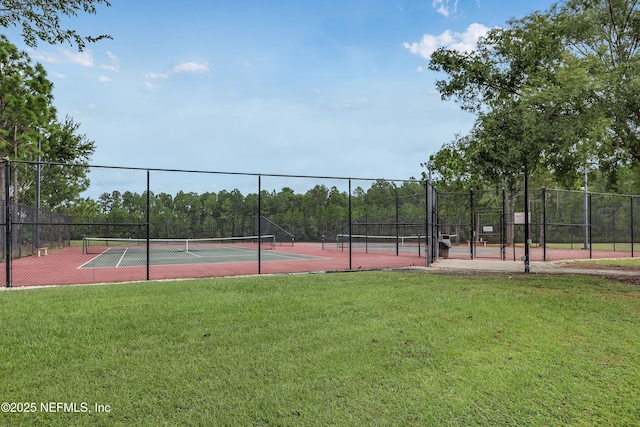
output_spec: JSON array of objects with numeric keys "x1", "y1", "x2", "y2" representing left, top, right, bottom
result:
[
  {"x1": 564, "y1": 257, "x2": 640, "y2": 269},
  {"x1": 1, "y1": 272, "x2": 639, "y2": 426}
]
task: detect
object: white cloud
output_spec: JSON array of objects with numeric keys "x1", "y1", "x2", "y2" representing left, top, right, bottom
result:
[
  {"x1": 51, "y1": 71, "x2": 67, "y2": 79},
  {"x1": 144, "y1": 62, "x2": 210, "y2": 82},
  {"x1": 322, "y1": 96, "x2": 369, "y2": 110},
  {"x1": 173, "y1": 62, "x2": 210, "y2": 74},
  {"x1": 30, "y1": 48, "x2": 94, "y2": 67},
  {"x1": 144, "y1": 72, "x2": 169, "y2": 79},
  {"x1": 101, "y1": 51, "x2": 120, "y2": 72},
  {"x1": 143, "y1": 81, "x2": 159, "y2": 92},
  {"x1": 432, "y1": 0, "x2": 458, "y2": 17},
  {"x1": 97, "y1": 75, "x2": 112, "y2": 83},
  {"x1": 403, "y1": 23, "x2": 491, "y2": 59},
  {"x1": 84, "y1": 103, "x2": 97, "y2": 110}
]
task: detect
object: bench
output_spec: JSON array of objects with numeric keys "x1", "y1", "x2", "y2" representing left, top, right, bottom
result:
[
  {"x1": 467, "y1": 240, "x2": 487, "y2": 247},
  {"x1": 37, "y1": 247, "x2": 49, "y2": 257}
]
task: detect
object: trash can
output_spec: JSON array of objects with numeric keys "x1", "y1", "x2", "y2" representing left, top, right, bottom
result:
[{"x1": 438, "y1": 235, "x2": 452, "y2": 258}]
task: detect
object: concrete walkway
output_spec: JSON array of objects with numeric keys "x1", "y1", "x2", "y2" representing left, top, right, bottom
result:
[{"x1": 423, "y1": 258, "x2": 640, "y2": 277}]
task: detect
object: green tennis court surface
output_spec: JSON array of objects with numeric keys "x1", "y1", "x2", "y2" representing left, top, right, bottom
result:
[{"x1": 80, "y1": 245, "x2": 321, "y2": 268}]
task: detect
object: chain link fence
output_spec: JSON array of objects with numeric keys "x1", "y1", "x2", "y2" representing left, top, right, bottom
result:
[
  {"x1": 438, "y1": 187, "x2": 639, "y2": 260},
  {"x1": 2, "y1": 161, "x2": 437, "y2": 287},
  {"x1": 3, "y1": 159, "x2": 638, "y2": 287}
]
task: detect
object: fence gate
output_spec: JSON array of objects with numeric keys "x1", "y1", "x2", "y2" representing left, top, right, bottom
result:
[
  {"x1": 472, "y1": 190, "x2": 505, "y2": 259},
  {"x1": 437, "y1": 189, "x2": 505, "y2": 260}
]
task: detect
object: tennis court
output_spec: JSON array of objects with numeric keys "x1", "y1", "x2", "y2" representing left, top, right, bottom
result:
[
  {"x1": 9, "y1": 235, "x2": 431, "y2": 287},
  {"x1": 80, "y1": 235, "x2": 321, "y2": 268}
]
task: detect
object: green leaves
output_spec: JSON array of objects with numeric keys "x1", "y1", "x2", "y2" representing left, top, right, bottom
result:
[
  {"x1": 0, "y1": 36, "x2": 96, "y2": 208},
  {"x1": 427, "y1": 0, "x2": 640, "y2": 192},
  {"x1": 0, "y1": 0, "x2": 112, "y2": 50}
]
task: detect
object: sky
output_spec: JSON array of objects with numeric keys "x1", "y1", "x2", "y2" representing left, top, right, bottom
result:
[{"x1": 3, "y1": 0, "x2": 558, "y2": 189}]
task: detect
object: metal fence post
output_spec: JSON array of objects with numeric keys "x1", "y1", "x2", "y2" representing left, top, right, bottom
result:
[
  {"x1": 524, "y1": 171, "x2": 530, "y2": 273},
  {"x1": 587, "y1": 193, "x2": 593, "y2": 259},
  {"x1": 395, "y1": 192, "x2": 399, "y2": 256},
  {"x1": 36, "y1": 139, "x2": 41, "y2": 251},
  {"x1": 470, "y1": 189, "x2": 474, "y2": 260},
  {"x1": 632, "y1": 196, "x2": 635, "y2": 258},
  {"x1": 501, "y1": 188, "x2": 506, "y2": 261},
  {"x1": 543, "y1": 186, "x2": 547, "y2": 262},
  {"x1": 348, "y1": 178, "x2": 352, "y2": 271},
  {"x1": 4, "y1": 158, "x2": 11, "y2": 287},
  {"x1": 425, "y1": 181, "x2": 429, "y2": 266},
  {"x1": 146, "y1": 169, "x2": 150, "y2": 281},
  {"x1": 583, "y1": 168, "x2": 589, "y2": 249},
  {"x1": 258, "y1": 175, "x2": 262, "y2": 275}
]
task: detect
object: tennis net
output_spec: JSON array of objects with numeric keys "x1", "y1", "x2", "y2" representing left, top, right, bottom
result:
[
  {"x1": 82, "y1": 235, "x2": 276, "y2": 255},
  {"x1": 335, "y1": 234, "x2": 426, "y2": 255}
]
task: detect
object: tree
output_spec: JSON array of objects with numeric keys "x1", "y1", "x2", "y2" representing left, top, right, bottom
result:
[
  {"x1": 555, "y1": 0, "x2": 640, "y2": 187},
  {"x1": 428, "y1": 11, "x2": 588, "y2": 186},
  {"x1": 424, "y1": 136, "x2": 476, "y2": 192},
  {"x1": 0, "y1": 0, "x2": 111, "y2": 50},
  {"x1": 24, "y1": 116, "x2": 95, "y2": 210},
  {"x1": 0, "y1": 35, "x2": 54, "y2": 203},
  {"x1": 427, "y1": 1, "x2": 640, "y2": 192},
  {"x1": 0, "y1": 36, "x2": 95, "y2": 208}
]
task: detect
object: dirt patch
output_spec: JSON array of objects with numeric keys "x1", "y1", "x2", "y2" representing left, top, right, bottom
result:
[
  {"x1": 597, "y1": 274, "x2": 640, "y2": 286},
  {"x1": 557, "y1": 262, "x2": 640, "y2": 272},
  {"x1": 394, "y1": 265, "x2": 640, "y2": 286},
  {"x1": 556, "y1": 262, "x2": 640, "y2": 285}
]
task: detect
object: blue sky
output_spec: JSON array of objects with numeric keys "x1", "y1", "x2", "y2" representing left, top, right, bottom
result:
[{"x1": 4, "y1": 0, "x2": 557, "y2": 184}]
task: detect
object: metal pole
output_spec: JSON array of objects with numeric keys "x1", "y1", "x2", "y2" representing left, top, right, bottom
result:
[
  {"x1": 146, "y1": 170, "x2": 150, "y2": 281},
  {"x1": 502, "y1": 188, "x2": 506, "y2": 261},
  {"x1": 348, "y1": 179, "x2": 352, "y2": 271},
  {"x1": 583, "y1": 168, "x2": 589, "y2": 249},
  {"x1": 470, "y1": 189, "x2": 474, "y2": 260},
  {"x1": 543, "y1": 186, "x2": 547, "y2": 261},
  {"x1": 587, "y1": 194, "x2": 593, "y2": 259},
  {"x1": 425, "y1": 181, "x2": 429, "y2": 266},
  {"x1": 36, "y1": 138, "x2": 41, "y2": 250},
  {"x1": 395, "y1": 193, "x2": 399, "y2": 256},
  {"x1": 631, "y1": 196, "x2": 635, "y2": 258},
  {"x1": 613, "y1": 208, "x2": 616, "y2": 252},
  {"x1": 5, "y1": 159, "x2": 12, "y2": 287},
  {"x1": 524, "y1": 170, "x2": 530, "y2": 273},
  {"x1": 258, "y1": 175, "x2": 262, "y2": 275}
]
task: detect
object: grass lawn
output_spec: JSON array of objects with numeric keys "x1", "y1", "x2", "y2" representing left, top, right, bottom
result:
[
  {"x1": 1, "y1": 271, "x2": 639, "y2": 426},
  {"x1": 563, "y1": 257, "x2": 640, "y2": 269}
]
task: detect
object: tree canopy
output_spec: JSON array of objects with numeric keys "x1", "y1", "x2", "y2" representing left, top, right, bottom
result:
[
  {"x1": 0, "y1": 35, "x2": 95, "y2": 207},
  {"x1": 427, "y1": 0, "x2": 640, "y2": 193},
  {"x1": 0, "y1": 0, "x2": 111, "y2": 50}
]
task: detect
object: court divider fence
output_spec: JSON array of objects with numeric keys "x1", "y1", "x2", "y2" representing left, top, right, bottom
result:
[{"x1": 2, "y1": 159, "x2": 638, "y2": 287}]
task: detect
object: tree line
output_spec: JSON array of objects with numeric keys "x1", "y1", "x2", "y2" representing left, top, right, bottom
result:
[{"x1": 70, "y1": 180, "x2": 428, "y2": 242}]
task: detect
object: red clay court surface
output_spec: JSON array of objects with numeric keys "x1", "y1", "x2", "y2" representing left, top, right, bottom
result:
[
  {"x1": 3, "y1": 243, "x2": 636, "y2": 288},
  {"x1": 4, "y1": 243, "x2": 430, "y2": 288}
]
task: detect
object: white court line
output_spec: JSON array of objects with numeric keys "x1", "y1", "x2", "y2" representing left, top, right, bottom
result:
[
  {"x1": 77, "y1": 247, "x2": 113, "y2": 269},
  {"x1": 81, "y1": 245, "x2": 323, "y2": 269},
  {"x1": 116, "y1": 248, "x2": 129, "y2": 267}
]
